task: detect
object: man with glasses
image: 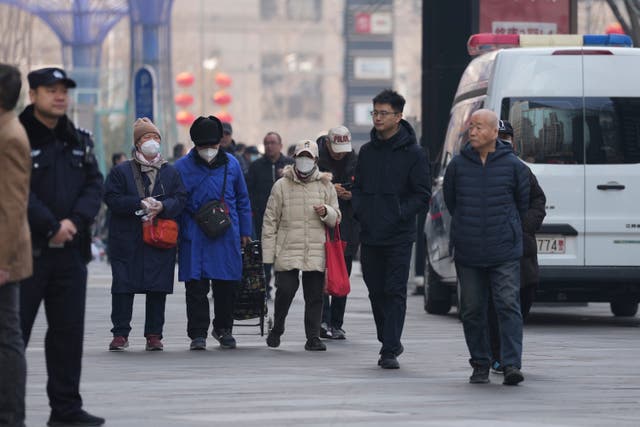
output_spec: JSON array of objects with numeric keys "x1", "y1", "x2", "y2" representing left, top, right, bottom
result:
[{"x1": 352, "y1": 89, "x2": 430, "y2": 369}]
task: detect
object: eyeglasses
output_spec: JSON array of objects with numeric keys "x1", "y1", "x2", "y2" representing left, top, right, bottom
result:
[{"x1": 370, "y1": 110, "x2": 399, "y2": 118}]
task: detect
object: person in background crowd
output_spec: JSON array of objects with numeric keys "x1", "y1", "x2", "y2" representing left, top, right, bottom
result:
[
  {"x1": 112, "y1": 152, "x2": 127, "y2": 168},
  {"x1": 316, "y1": 126, "x2": 359, "y2": 341},
  {"x1": 287, "y1": 143, "x2": 296, "y2": 158},
  {"x1": 0, "y1": 63, "x2": 31, "y2": 427},
  {"x1": 221, "y1": 122, "x2": 237, "y2": 154},
  {"x1": 19, "y1": 67, "x2": 105, "y2": 426},
  {"x1": 352, "y1": 89, "x2": 430, "y2": 369},
  {"x1": 443, "y1": 109, "x2": 529, "y2": 386},
  {"x1": 246, "y1": 131, "x2": 294, "y2": 297},
  {"x1": 238, "y1": 145, "x2": 260, "y2": 177},
  {"x1": 488, "y1": 120, "x2": 546, "y2": 374},
  {"x1": 263, "y1": 139, "x2": 341, "y2": 351},
  {"x1": 172, "y1": 143, "x2": 187, "y2": 163},
  {"x1": 104, "y1": 118, "x2": 186, "y2": 352},
  {"x1": 175, "y1": 116, "x2": 252, "y2": 351}
]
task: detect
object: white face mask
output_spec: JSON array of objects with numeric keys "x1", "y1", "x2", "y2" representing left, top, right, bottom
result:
[
  {"x1": 140, "y1": 139, "x2": 160, "y2": 156},
  {"x1": 198, "y1": 147, "x2": 218, "y2": 162},
  {"x1": 295, "y1": 157, "x2": 316, "y2": 173}
]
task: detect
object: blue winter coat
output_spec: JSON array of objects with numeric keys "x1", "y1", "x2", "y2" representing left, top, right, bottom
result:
[
  {"x1": 104, "y1": 160, "x2": 187, "y2": 294},
  {"x1": 443, "y1": 140, "x2": 530, "y2": 267},
  {"x1": 175, "y1": 149, "x2": 252, "y2": 282}
]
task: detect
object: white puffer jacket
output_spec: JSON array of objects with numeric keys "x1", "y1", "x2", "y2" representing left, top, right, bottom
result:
[{"x1": 262, "y1": 165, "x2": 341, "y2": 272}]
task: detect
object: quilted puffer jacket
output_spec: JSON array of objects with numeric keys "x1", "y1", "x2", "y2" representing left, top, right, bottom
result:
[{"x1": 262, "y1": 165, "x2": 341, "y2": 272}]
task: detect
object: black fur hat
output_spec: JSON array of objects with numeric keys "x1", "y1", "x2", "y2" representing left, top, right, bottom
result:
[{"x1": 190, "y1": 115, "x2": 224, "y2": 146}]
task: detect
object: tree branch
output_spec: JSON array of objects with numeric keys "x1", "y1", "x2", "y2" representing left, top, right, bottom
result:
[{"x1": 606, "y1": 0, "x2": 633, "y2": 35}]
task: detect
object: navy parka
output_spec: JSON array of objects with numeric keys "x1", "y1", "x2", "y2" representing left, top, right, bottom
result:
[
  {"x1": 443, "y1": 140, "x2": 530, "y2": 267},
  {"x1": 104, "y1": 160, "x2": 187, "y2": 294}
]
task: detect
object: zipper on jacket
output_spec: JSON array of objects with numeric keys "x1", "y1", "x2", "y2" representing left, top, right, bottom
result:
[{"x1": 272, "y1": 163, "x2": 275, "y2": 182}]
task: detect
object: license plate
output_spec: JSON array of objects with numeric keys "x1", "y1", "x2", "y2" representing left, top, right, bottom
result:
[{"x1": 536, "y1": 236, "x2": 566, "y2": 254}]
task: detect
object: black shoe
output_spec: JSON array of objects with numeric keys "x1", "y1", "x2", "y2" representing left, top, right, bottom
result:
[
  {"x1": 503, "y1": 366, "x2": 524, "y2": 386},
  {"x1": 190, "y1": 337, "x2": 206, "y2": 350},
  {"x1": 48, "y1": 410, "x2": 105, "y2": 426},
  {"x1": 491, "y1": 360, "x2": 504, "y2": 374},
  {"x1": 212, "y1": 329, "x2": 237, "y2": 349},
  {"x1": 266, "y1": 331, "x2": 280, "y2": 348},
  {"x1": 304, "y1": 337, "x2": 327, "y2": 351},
  {"x1": 469, "y1": 365, "x2": 490, "y2": 384},
  {"x1": 319, "y1": 323, "x2": 332, "y2": 339},
  {"x1": 329, "y1": 327, "x2": 346, "y2": 340},
  {"x1": 377, "y1": 344, "x2": 404, "y2": 366},
  {"x1": 379, "y1": 354, "x2": 400, "y2": 369}
]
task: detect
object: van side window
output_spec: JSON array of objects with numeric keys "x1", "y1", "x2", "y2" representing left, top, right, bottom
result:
[{"x1": 502, "y1": 97, "x2": 640, "y2": 165}]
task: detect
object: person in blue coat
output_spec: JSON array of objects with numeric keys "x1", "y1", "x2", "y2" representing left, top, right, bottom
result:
[
  {"x1": 175, "y1": 116, "x2": 252, "y2": 351},
  {"x1": 104, "y1": 118, "x2": 187, "y2": 352},
  {"x1": 443, "y1": 109, "x2": 530, "y2": 386}
]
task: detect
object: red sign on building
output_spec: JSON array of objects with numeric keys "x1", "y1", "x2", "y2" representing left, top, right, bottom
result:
[
  {"x1": 480, "y1": 0, "x2": 573, "y2": 35},
  {"x1": 355, "y1": 12, "x2": 371, "y2": 34}
]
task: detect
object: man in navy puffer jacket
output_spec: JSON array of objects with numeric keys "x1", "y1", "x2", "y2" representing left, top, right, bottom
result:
[{"x1": 443, "y1": 109, "x2": 529, "y2": 386}]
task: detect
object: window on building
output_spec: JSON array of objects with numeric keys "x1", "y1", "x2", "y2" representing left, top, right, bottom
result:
[
  {"x1": 261, "y1": 0, "x2": 322, "y2": 21},
  {"x1": 261, "y1": 53, "x2": 323, "y2": 120}
]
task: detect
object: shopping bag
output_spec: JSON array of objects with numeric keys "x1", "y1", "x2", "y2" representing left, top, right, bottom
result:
[
  {"x1": 142, "y1": 218, "x2": 178, "y2": 249},
  {"x1": 325, "y1": 226, "x2": 350, "y2": 297}
]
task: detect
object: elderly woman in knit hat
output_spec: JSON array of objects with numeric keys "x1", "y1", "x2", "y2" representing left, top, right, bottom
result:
[{"x1": 104, "y1": 117, "x2": 187, "y2": 351}]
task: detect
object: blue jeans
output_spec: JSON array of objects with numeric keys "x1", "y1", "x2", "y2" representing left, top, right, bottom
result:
[
  {"x1": 456, "y1": 260, "x2": 523, "y2": 369},
  {"x1": 0, "y1": 282, "x2": 26, "y2": 427}
]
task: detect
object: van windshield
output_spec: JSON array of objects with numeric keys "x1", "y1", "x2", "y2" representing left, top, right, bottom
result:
[{"x1": 501, "y1": 97, "x2": 640, "y2": 165}]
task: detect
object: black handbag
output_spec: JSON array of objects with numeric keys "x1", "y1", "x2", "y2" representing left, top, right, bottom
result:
[{"x1": 194, "y1": 163, "x2": 232, "y2": 238}]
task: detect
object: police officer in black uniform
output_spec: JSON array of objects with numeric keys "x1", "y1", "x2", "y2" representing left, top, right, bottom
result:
[{"x1": 19, "y1": 68, "x2": 105, "y2": 426}]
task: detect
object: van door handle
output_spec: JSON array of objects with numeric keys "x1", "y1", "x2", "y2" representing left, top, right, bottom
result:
[{"x1": 597, "y1": 183, "x2": 625, "y2": 190}]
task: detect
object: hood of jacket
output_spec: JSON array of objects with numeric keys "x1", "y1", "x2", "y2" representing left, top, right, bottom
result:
[
  {"x1": 282, "y1": 164, "x2": 333, "y2": 184},
  {"x1": 460, "y1": 139, "x2": 514, "y2": 165},
  {"x1": 369, "y1": 119, "x2": 417, "y2": 151},
  {"x1": 19, "y1": 104, "x2": 80, "y2": 148}
]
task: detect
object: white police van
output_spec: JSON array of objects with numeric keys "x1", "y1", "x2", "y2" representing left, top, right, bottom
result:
[{"x1": 425, "y1": 34, "x2": 640, "y2": 317}]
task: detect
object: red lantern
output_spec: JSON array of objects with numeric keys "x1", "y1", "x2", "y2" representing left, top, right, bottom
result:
[
  {"x1": 213, "y1": 90, "x2": 232, "y2": 106},
  {"x1": 174, "y1": 93, "x2": 194, "y2": 107},
  {"x1": 605, "y1": 22, "x2": 625, "y2": 35},
  {"x1": 215, "y1": 72, "x2": 232, "y2": 88},
  {"x1": 175, "y1": 72, "x2": 195, "y2": 87},
  {"x1": 215, "y1": 111, "x2": 233, "y2": 123},
  {"x1": 176, "y1": 110, "x2": 195, "y2": 126}
]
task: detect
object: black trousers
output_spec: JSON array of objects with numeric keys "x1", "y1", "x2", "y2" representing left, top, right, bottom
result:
[
  {"x1": 0, "y1": 282, "x2": 26, "y2": 427},
  {"x1": 488, "y1": 285, "x2": 536, "y2": 363},
  {"x1": 20, "y1": 247, "x2": 87, "y2": 418},
  {"x1": 360, "y1": 243, "x2": 412, "y2": 356},
  {"x1": 322, "y1": 256, "x2": 353, "y2": 329},
  {"x1": 185, "y1": 279, "x2": 237, "y2": 339},
  {"x1": 272, "y1": 270, "x2": 324, "y2": 340},
  {"x1": 110, "y1": 292, "x2": 167, "y2": 338}
]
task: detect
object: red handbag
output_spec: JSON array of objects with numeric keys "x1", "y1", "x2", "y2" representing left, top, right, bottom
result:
[
  {"x1": 325, "y1": 226, "x2": 350, "y2": 297},
  {"x1": 143, "y1": 218, "x2": 178, "y2": 249}
]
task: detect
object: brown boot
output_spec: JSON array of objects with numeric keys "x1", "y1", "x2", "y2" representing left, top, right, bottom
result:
[{"x1": 109, "y1": 336, "x2": 128, "y2": 351}]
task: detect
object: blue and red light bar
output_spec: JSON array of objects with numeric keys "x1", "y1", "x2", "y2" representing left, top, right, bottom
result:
[{"x1": 467, "y1": 33, "x2": 633, "y2": 56}]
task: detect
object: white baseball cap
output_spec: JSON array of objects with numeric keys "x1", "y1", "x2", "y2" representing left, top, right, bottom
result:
[
  {"x1": 328, "y1": 125, "x2": 352, "y2": 153},
  {"x1": 294, "y1": 139, "x2": 319, "y2": 158}
]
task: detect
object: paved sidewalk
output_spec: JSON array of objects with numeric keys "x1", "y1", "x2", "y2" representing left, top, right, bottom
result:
[{"x1": 23, "y1": 260, "x2": 640, "y2": 426}]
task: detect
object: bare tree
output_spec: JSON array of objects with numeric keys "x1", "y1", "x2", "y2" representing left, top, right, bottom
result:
[
  {"x1": 0, "y1": 5, "x2": 33, "y2": 69},
  {"x1": 605, "y1": 0, "x2": 640, "y2": 45}
]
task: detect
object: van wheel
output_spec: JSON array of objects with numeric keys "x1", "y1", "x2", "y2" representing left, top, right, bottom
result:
[
  {"x1": 424, "y1": 262, "x2": 452, "y2": 315},
  {"x1": 610, "y1": 301, "x2": 638, "y2": 317}
]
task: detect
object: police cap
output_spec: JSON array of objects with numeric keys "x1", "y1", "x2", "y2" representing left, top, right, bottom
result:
[{"x1": 28, "y1": 67, "x2": 77, "y2": 90}]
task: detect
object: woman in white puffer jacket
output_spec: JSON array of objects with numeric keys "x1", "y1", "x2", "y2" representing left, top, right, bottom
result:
[{"x1": 262, "y1": 139, "x2": 340, "y2": 351}]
